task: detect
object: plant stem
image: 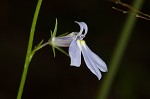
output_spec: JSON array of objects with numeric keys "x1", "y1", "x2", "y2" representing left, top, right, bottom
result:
[
  {"x1": 17, "y1": 0, "x2": 42, "y2": 99},
  {"x1": 96, "y1": 0, "x2": 144, "y2": 99}
]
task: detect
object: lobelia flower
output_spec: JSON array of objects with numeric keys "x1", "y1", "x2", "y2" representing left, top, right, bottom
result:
[
  {"x1": 49, "y1": 19, "x2": 78, "y2": 57},
  {"x1": 48, "y1": 19, "x2": 107, "y2": 79},
  {"x1": 69, "y1": 21, "x2": 107, "y2": 80}
]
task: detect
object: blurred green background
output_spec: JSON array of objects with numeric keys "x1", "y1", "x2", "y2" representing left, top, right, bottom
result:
[{"x1": 0, "y1": 0, "x2": 150, "y2": 99}]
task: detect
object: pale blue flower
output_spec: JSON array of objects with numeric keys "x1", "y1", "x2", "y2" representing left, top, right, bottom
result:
[
  {"x1": 69, "y1": 21, "x2": 107, "y2": 80},
  {"x1": 48, "y1": 19, "x2": 107, "y2": 80}
]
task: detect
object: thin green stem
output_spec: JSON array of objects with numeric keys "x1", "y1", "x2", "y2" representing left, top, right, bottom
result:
[
  {"x1": 30, "y1": 41, "x2": 49, "y2": 59},
  {"x1": 36, "y1": 42, "x2": 50, "y2": 51},
  {"x1": 96, "y1": 0, "x2": 144, "y2": 99},
  {"x1": 17, "y1": 0, "x2": 42, "y2": 99}
]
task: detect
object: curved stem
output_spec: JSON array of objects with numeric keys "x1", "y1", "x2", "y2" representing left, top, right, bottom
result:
[{"x1": 17, "y1": 0, "x2": 42, "y2": 99}]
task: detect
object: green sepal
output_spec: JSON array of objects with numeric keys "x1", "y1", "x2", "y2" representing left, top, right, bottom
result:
[
  {"x1": 49, "y1": 30, "x2": 56, "y2": 57},
  {"x1": 54, "y1": 46, "x2": 69, "y2": 57},
  {"x1": 52, "y1": 18, "x2": 58, "y2": 37},
  {"x1": 52, "y1": 45, "x2": 56, "y2": 57},
  {"x1": 57, "y1": 32, "x2": 68, "y2": 37},
  {"x1": 49, "y1": 18, "x2": 69, "y2": 57}
]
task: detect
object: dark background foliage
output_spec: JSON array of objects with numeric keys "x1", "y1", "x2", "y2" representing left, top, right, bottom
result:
[{"x1": 0, "y1": 0, "x2": 150, "y2": 99}]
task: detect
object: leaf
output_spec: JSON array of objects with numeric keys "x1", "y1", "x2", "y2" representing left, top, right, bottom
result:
[{"x1": 36, "y1": 39, "x2": 44, "y2": 48}]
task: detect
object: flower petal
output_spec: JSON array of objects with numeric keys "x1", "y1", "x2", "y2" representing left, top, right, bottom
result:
[
  {"x1": 51, "y1": 32, "x2": 77, "y2": 47},
  {"x1": 75, "y1": 21, "x2": 88, "y2": 36},
  {"x1": 65, "y1": 32, "x2": 78, "y2": 37},
  {"x1": 69, "y1": 40, "x2": 81, "y2": 67},
  {"x1": 83, "y1": 43, "x2": 107, "y2": 72},
  {"x1": 75, "y1": 21, "x2": 84, "y2": 36},
  {"x1": 81, "y1": 41, "x2": 102, "y2": 80},
  {"x1": 80, "y1": 22, "x2": 88, "y2": 36}
]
